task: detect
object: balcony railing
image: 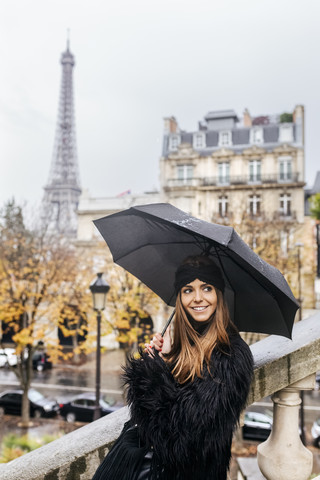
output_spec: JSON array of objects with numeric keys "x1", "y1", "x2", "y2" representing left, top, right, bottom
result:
[
  {"x1": 273, "y1": 210, "x2": 297, "y2": 221},
  {"x1": 165, "y1": 172, "x2": 301, "y2": 188},
  {"x1": 1, "y1": 313, "x2": 320, "y2": 480}
]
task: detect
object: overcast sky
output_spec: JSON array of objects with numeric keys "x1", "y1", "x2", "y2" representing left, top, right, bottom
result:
[{"x1": 1, "y1": 0, "x2": 319, "y2": 209}]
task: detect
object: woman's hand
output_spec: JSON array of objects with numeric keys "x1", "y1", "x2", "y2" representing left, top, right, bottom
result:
[{"x1": 145, "y1": 329, "x2": 171, "y2": 358}]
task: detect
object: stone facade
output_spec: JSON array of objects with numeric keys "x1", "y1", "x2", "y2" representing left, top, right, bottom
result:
[{"x1": 160, "y1": 106, "x2": 305, "y2": 225}]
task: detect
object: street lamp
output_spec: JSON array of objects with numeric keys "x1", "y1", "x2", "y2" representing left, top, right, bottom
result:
[
  {"x1": 315, "y1": 224, "x2": 320, "y2": 309},
  {"x1": 90, "y1": 272, "x2": 110, "y2": 421},
  {"x1": 295, "y1": 242, "x2": 306, "y2": 445},
  {"x1": 316, "y1": 224, "x2": 320, "y2": 278}
]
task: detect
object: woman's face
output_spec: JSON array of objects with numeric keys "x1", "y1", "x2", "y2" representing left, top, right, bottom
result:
[{"x1": 180, "y1": 278, "x2": 218, "y2": 322}]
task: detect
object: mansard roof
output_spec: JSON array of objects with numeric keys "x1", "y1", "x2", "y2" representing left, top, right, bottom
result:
[{"x1": 162, "y1": 110, "x2": 299, "y2": 157}]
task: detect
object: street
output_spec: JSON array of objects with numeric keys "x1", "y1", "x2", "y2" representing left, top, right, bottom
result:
[{"x1": 0, "y1": 348, "x2": 126, "y2": 404}]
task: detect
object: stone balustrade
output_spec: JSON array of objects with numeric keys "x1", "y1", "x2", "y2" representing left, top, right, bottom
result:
[{"x1": 0, "y1": 312, "x2": 320, "y2": 480}]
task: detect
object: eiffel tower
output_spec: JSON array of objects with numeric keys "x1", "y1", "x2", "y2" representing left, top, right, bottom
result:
[{"x1": 42, "y1": 39, "x2": 81, "y2": 237}]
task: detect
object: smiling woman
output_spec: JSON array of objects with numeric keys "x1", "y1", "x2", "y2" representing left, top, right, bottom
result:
[
  {"x1": 92, "y1": 255, "x2": 253, "y2": 480},
  {"x1": 163, "y1": 256, "x2": 236, "y2": 384},
  {"x1": 180, "y1": 278, "x2": 218, "y2": 321}
]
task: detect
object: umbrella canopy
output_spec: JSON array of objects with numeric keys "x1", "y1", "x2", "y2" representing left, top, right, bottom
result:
[{"x1": 94, "y1": 203, "x2": 299, "y2": 338}]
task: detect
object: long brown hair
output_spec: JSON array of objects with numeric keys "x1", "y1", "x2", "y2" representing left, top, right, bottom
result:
[{"x1": 165, "y1": 257, "x2": 237, "y2": 384}]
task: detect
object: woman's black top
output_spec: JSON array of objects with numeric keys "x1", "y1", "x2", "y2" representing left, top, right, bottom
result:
[{"x1": 93, "y1": 332, "x2": 253, "y2": 480}]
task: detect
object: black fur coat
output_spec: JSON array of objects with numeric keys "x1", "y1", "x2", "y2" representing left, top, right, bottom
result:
[{"x1": 93, "y1": 333, "x2": 253, "y2": 480}]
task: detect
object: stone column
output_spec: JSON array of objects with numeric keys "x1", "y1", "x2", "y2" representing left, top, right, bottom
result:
[{"x1": 257, "y1": 374, "x2": 315, "y2": 480}]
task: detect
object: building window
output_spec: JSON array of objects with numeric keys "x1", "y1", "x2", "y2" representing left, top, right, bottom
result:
[
  {"x1": 280, "y1": 193, "x2": 291, "y2": 216},
  {"x1": 169, "y1": 134, "x2": 180, "y2": 151},
  {"x1": 279, "y1": 124, "x2": 293, "y2": 143},
  {"x1": 278, "y1": 156, "x2": 292, "y2": 182},
  {"x1": 219, "y1": 131, "x2": 232, "y2": 146},
  {"x1": 193, "y1": 133, "x2": 205, "y2": 149},
  {"x1": 218, "y1": 196, "x2": 228, "y2": 217},
  {"x1": 218, "y1": 162, "x2": 230, "y2": 185},
  {"x1": 249, "y1": 160, "x2": 261, "y2": 183},
  {"x1": 177, "y1": 164, "x2": 193, "y2": 184},
  {"x1": 249, "y1": 195, "x2": 261, "y2": 216},
  {"x1": 250, "y1": 127, "x2": 263, "y2": 144}
]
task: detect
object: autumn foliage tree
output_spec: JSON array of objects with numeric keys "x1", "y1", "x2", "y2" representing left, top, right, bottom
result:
[
  {"x1": 106, "y1": 262, "x2": 159, "y2": 351},
  {"x1": 234, "y1": 212, "x2": 298, "y2": 277},
  {"x1": 309, "y1": 193, "x2": 320, "y2": 221},
  {"x1": 0, "y1": 200, "x2": 93, "y2": 426}
]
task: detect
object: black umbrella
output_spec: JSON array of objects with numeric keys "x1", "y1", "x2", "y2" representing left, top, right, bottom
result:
[{"x1": 94, "y1": 203, "x2": 299, "y2": 338}]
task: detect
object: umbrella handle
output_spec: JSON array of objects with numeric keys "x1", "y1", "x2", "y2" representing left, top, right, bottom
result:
[{"x1": 161, "y1": 309, "x2": 176, "y2": 337}]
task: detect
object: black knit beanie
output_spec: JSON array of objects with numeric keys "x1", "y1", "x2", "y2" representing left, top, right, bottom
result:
[{"x1": 174, "y1": 262, "x2": 225, "y2": 294}]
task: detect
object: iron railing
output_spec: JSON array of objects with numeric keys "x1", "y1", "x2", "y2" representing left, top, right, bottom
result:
[{"x1": 165, "y1": 172, "x2": 301, "y2": 188}]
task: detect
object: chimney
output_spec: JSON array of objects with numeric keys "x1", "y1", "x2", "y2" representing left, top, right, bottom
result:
[
  {"x1": 163, "y1": 116, "x2": 179, "y2": 134},
  {"x1": 293, "y1": 105, "x2": 305, "y2": 146},
  {"x1": 293, "y1": 105, "x2": 304, "y2": 123},
  {"x1": 243, "y1": 108, "x2": 252, "y2": 127}
]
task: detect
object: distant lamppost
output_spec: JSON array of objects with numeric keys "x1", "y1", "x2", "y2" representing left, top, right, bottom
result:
[
  {"x1": 295, "y1": 242, "x2": 306, "y2": 445},
  {"x1": 315, "y1": 224, "x2": 320, "y2": 309},
  {"x1": 316, "y1": 224, "x2": 320, "y2": 278},
  {"x1": 90, "y1": 272, "x2": 110, "y2": 421}
]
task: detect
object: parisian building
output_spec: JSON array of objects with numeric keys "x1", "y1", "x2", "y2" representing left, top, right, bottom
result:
[{"x1": 159, "y1": 106, "x2": 305, "y2": 225}]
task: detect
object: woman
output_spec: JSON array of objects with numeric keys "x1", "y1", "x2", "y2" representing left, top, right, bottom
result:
[{"x1": 92, "y1": 256, "x2": 253, "y2": 480}]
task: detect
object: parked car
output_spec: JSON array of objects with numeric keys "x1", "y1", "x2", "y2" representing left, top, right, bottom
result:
[
  {"x1": 243, "y1": 411, "x2": 273, "y2": 441},
  {"x1": 59, "y1": 392, "x2": 123, "y2": 423},
  {"x1": 311, "y1": 417, "x2": 320, "y2": 447},
  {"x1": 0, "y1": 388, "x2": 59, "y2": 418},
  {"x1": 32, "y1": 352, "x2": 52, "y2": 371}
]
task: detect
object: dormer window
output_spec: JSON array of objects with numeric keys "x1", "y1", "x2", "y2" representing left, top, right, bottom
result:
[
  {"x1": 193, "y1": 133, "x2": 205, "y2": 149},
  {"x1": 279, "y1": 124, "x2": 293, "y2": 143},
  {"x1": 169, "y1": 134, "x2": 180, "y2": 151},
  {"x1": 219, "y1": 131, "x2": 232, "y2": 147},
  {"x1": 250, "y1": 127, "x2": 263, "y2": 144}
]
